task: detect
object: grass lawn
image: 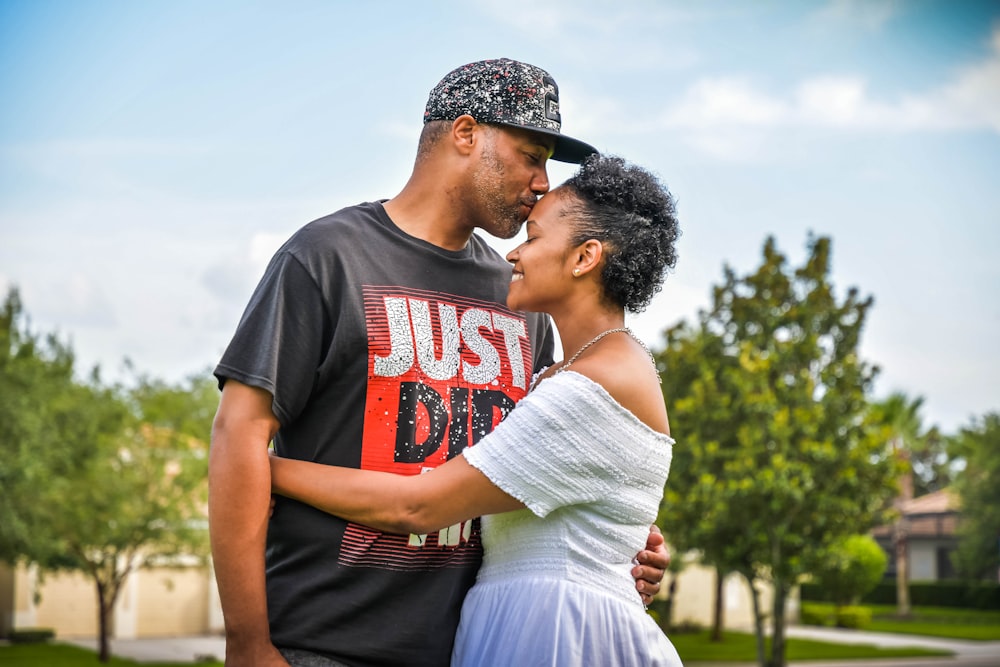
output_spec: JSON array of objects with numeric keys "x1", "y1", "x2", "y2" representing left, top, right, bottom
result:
[
  {"x1": 668, "y1": 630, "x2": 951, "y2": 663},
  {"x1": 0, "y1": 642, "x2": 223, "y2": 667},
  {"x1": 803, "y1": 602, "x2": 1000, "y2": 641},
  {"x1": 868, "y1": 604, "x2": 1000, "y2": 641},
  {"x1": 2, "y1": 632, "x2": 954, "y2": 666}
]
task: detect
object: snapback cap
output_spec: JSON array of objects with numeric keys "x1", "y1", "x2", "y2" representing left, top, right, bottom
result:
[{"x1": 424, "y1": 58, "x2": 598, "y2": 164}]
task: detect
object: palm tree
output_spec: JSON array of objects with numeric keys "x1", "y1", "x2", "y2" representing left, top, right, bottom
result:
[{"x1": 870, "y1": 392, "x2": 926, "y2": 617}]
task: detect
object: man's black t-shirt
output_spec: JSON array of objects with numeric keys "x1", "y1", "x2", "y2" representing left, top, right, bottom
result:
[{"x1": 215, "y1": 201, "x2": 554, "y2": 666}]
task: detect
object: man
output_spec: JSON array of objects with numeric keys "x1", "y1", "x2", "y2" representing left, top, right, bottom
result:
[{"x1": 209, "y1": 58, "x2": 668, "y2": 667}]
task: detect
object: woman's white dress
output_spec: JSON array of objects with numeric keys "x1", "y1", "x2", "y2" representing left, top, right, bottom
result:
[{"x1": 458, "y1": 370, "x2": 682, "y2": 666}]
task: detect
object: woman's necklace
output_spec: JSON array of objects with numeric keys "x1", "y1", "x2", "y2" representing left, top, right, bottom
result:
[
  {"x1": 530, "y1": 326, "x2": 658, "y2": 391},
  {"x1": 561, "y1": 327, "x2": 631, "y2": 369}
]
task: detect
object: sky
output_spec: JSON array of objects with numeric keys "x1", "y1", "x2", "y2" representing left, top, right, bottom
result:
[{"x1": 1, "y1": 0, "x2": 998, "y2": 434}]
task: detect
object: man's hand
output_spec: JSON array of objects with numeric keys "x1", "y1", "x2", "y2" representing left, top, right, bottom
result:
[{"x1": 632, "y1": 524, "x2": 670, "y2": 606}]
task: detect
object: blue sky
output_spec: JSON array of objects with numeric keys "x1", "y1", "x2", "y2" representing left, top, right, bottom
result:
[{"x1": 1, "y1": 0, "x2": 998, "y2": 434}]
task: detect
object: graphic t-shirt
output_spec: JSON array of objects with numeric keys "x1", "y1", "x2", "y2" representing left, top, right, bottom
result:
[{"x1": 215, "y1": 201, "x2": 554, "y2": 667}]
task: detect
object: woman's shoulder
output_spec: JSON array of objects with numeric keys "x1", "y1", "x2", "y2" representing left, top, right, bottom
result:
[{"x1": 567, "y1": 346, "x2": 669, "y2": 435}]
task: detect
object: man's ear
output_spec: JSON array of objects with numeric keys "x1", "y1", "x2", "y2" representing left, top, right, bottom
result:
[
  {"x1": 572, "y1": 239, "x2": 604, "y2": 277},
  {"x1": 451, "y1": 115, "x2": 478, "y2": 156}
]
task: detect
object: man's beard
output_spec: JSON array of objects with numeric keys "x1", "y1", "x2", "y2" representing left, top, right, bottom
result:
[{"x1": 472, "y1": 144, "x2": 528, "y2": 240}]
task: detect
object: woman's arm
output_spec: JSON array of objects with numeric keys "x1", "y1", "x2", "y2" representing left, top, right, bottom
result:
[{"x1": 270, "y1": 454, "x2": 525, "y2": 535}]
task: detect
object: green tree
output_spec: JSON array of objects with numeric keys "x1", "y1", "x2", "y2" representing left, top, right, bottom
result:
[
  {"x1": 656, "y1": 323, "x2": 742, "y2": 641},
  {"x1": 656, "y1": 236, "x2": 899, "y2": 667},
  {"x1": 949, "y1": 412, "x2": 1000, "y2": 581},
  {"x1": 0, "y1": 288, "x2": 211, "y2": 662},
  {"x1": 810, "y1": 534, "x2": 887, "y2": 611},
  {"x1": 0, "y1": 288, "x2": 126, "y2": 567},
  {"x1": 910, "y1": 426, "x2": 955, "y2": 496}
]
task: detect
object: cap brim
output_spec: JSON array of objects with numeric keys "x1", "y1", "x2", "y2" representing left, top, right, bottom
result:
[
  {"x1": 552, "y1": 134, "x2": 600, "y2": 164},
  {"x1": 496, "y1": 123, "x2": 598, "y2": 164}
]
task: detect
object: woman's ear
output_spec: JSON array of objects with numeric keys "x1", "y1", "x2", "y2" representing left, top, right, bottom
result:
[{"x1": 572, "y1": 239, "x2": 604, "y2": 278}]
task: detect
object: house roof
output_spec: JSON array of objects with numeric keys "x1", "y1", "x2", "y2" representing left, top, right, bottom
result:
[
  {"x1": 899, "y1": 488, "x2": 959, "y2": 516},
  {"x1": 871, "y1": 488, "x2": 961, "y2": 539}
]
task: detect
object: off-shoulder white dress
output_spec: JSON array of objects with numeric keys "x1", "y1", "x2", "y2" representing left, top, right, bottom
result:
[{"x1": 457, "y1": 370, "x2": 682, "y2": 666}]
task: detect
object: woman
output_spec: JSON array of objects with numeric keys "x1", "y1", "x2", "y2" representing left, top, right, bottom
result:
[{"x1": 270, "y1": 154, "x2": 683, "y2": 666}]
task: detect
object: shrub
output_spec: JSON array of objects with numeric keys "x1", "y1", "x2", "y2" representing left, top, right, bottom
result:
[
  {"x1": 799, "y1": 603, "x2": 831, "y2": 627},
  {"x1": 801, "y1": 579, "x2": 1000, "y2": 610},
  {"x1": 835, "y1": 605, "x2": 872, "y2": 629},
  {"x1": 809, "y1": 535, "x2": 887, "y2": 607},
  {"x1": 8, "y1": 628, "x2": 55, "y2": 644},
  {"x1": 669, "y1": 620, "x2": 704, "y2": 634}
]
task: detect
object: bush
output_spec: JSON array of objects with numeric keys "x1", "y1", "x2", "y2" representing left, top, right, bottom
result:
[
  {"x1": 8, "y1": 628, "x2": 55, "y2": 643},
  {"x1": 799, "y1": 603, "x2": 832, "y2": 627},
  {"x1": 669, "y1": 620, "x2": 704, "y2": 634},
  {"x1": 809, "y1": 535, "x2": 887, "y2": 606},
  {"x1": 835, "y1": 605, "x2": 872, "y2": 629},
  {"x1": 801, "y1": 580, "x2": 1000, "y2": 610}
]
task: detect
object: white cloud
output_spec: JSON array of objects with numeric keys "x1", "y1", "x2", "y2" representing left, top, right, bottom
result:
[
  {"x1": 662, "y1": 78, "x2": 788, "y2": 129},
  {"x1": 649, "y1": 24, "x2": 1000, "y2": 149},
  {"x1": 810, "y1": 0, "x2": 901, "y2": 32},
  {"x1": 472, "y1": 0, "x2": 704, "y2": 71},
  {"x1": 16, "y1": 273, "x2": 117, "y2": 330},
  {"x1": 201, "y1": 232, "x2": 287, "y2": 303}
]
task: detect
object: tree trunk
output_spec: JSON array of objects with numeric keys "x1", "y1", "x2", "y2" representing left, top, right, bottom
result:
[
  {"x1": 711, "y1": 567, "x2": 725, "y2": 641},
  {"x1": 93, "y1": 564, "x2": 127, "y2": 664},
  {"x1": 769, "y1": 580, "x2": 788, "y2": 667},
  {"x1": 895, "y1": 527, "x2": 911, "y2": 617},
  {"x1": 663, "y1": 571, "x2": 677, "y2": 631},
  {"x1": 743, "y1": 572, "x2": 767, "y2": 667},
  {"x1": 95, "y1": 578, "x2": 112, "y2": 663}
]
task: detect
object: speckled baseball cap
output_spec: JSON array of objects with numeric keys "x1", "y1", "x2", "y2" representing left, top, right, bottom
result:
[{"x1": 424, "y1": 58, "x2": 598, "y2": 164}]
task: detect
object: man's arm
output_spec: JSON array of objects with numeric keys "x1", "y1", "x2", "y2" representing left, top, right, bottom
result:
[
  {"x1": 209, "y1": 380, "x2": 288, "y2": 667},
  {"x1": 633, "y1": 524, "x2": 670, "y2": 606}
]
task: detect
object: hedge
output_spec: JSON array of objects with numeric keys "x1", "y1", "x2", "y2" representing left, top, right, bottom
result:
[
  {"x1": 7, "y1": 628, "x2": 56, "y2": 643},
  {"x1": 800, "y1": 580, "x2": 1000, "y2": 610}
]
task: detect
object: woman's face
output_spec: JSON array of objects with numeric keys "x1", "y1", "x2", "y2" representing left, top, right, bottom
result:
[{"x1": 505, "y1": 188, "x2": 577, "y2": 313}]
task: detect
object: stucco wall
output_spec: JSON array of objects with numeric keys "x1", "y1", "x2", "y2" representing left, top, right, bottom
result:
[
  {"x1": 665, "y1": 555, "x2": 794, "y2": 630},
  {"x1": 9, "y1": 562, "x2": 216, "y2": 639}
]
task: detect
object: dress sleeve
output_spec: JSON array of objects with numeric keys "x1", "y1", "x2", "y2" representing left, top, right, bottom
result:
[{"x1": 462, "y1": 372, "x2": 636, "y2": 518}]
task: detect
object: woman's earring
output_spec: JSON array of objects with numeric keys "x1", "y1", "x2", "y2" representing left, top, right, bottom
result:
[{"x1": 573, "y1": 269, "x2": 581, "y2": 277}]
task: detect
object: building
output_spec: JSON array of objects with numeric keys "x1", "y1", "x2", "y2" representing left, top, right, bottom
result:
[
  {"x1": 1, "y1": 551, "x2": 775, "y2": 639},
  {"x1": 871, "y1": 488, "x2": 961, "y2": 581},
  {"x1": 0, "y1": 560, "x2": 223, "y2": 638}
]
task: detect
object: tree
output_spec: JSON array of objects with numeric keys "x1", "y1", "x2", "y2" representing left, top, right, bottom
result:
[
  {"x1": 656, "y1": 324, "x2": 743, "y2": 642},
  {"x1": 0, "y1": 288, "x2": 211, "y2": 662},
  {"x1": 910, "y1": 426, "x2": 955, "y2": 496},
  {"x1": 0, "y1": 287, "x2": 125, "y2": 567},
  {"x1": 656, "y1": 236, "x2": 899, "y2": 667},
  {"x1": 949, "y1": 413, "x2": 1000, "y2": 581},
  {"x1": 47, "y1": 415, "x2": 209, "y2": 661},
  {"x1": 810, "y1": 534, "x2": 887, "y2": 612},
  {"x1": 869, "y1": 391, "x2": 929, "y2": 616}
]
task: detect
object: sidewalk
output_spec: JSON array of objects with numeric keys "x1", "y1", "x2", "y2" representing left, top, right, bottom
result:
[
  {"x1": 64, "y1": 635, "x2": 225, "y2": 663},
  {"x1": 62, "y1": 627, "x2": 1000, "y2": 665},
  {"x1": 696, "y1": 625, "x2": 1000, "y2": 667}
]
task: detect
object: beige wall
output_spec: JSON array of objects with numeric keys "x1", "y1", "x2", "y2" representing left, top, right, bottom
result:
[
  {"x1": 22, "y1": 567, "x2": 99, "y2": 638},
  {"x1": 135, "y1": 568, "x2": 210, "y2": 636},
  {"x1": 7, "y1": 562, "x2": 218, "y2": 639},
  {"x1": 8, "y1": 552, "x2": 795, "y2": 639},
  {"x1": 666, "y1": 553, "x2": 798, "y2": 630}
]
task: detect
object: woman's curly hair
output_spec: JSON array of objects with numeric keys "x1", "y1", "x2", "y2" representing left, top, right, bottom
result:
[{"x1": 562, "y1": 154, "x2": 680, "y2": 312}]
